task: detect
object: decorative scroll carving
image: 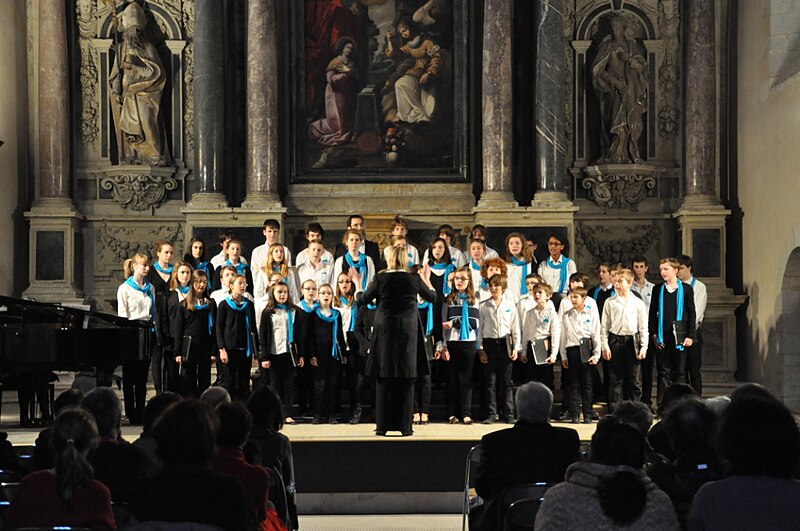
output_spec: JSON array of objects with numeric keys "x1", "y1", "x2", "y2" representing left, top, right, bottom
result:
[
  {"x1": 564, "y1": 1, "x2": 575, "y2": 151},
  {"x1": 96, "y1": 222, "x2": 185, "y2": 276},
  {"x1": 100, "y1": 166, "x2": 178, "y2": 210},
  {"x1": 582, "y1": 164, "x2": 660, "y2": 209},
  {"x1": 183, "y1": 0, "x2": 195, "y2": 153},
  {"x1": 577, "y1": 222, "x2": 661, "y2": 266},
  {"x1": 658, "y1": 0, "x2": 680, "y2": 137},
  {"x1": 77, "y1": 0, "x2": 99, "y2": 145}
]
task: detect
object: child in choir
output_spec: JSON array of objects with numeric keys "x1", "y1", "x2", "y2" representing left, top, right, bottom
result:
[
  {"x1": 148, "y1": 240, "x2": 174, "y2": 394},
  {"x1": 210, "y1": 265, "x2": 238, "y2": 305},
  {"x1": 631, "y1": 256, "x2": 656, "y2": 407},
  {"x1": 295, "y1": 279, "x2": 320, "y2": 416},
  {"x1": 589, "y1": 262, "x2": 616, "y2": 317},
  {"x1": 468, "y1": 238, "x2": 487, "y2": 294},
  {"x1": 560, "y1": 286, "x2": 601, "y2": 423},
  {"x1": 351, "y1": 295, "x2": 377, "y2": 424},
  {"x1": 170, "y1": 270, "x2": 216, "y2": 397},
  {"x1": 478, "y1": 258, "x2": 508, "y2": 302},
  {"x1": 477, "y1": 274, "x2": 521, "y2": 424},
  {"x1": 520, "y1": 283, "x2": 561, "y2": 393},
  {"x1": 385, "y1": 235, "x2": 413, "y2": 270},
  {"x1": 216, "y1": 274, "x2": 259, "y2": 400},
  {"x1": 165, "y1": 260, "x2": 193, "y2": 392},
  {"x1": 649, "y1": 258, "x2": 696, "y2": 405},
  {"x1": 423, "y1": 224, "x2": 465, "y2": 267},
  {"x1": 439, "y1": 267, "x2": 480, "y2": 425},
  {"x1": 537, "y1": 234, "x2": 576, "y2": 310},
  {"x1": 384, "y1": 216, "x2": 420, "y2": 267},
  {"x1": 184, "y1": 237, "x2": 213, "y2": 287},
  {"x1": 259, "y1": 281, "x2": 302, "y2": 425},
  {"x1": 333, "y1": 229, "x2": 375, "y2": 293},
  {"x1": 409, "y1": 264, "x2": 436, "y2": 425},
  {"x1": 213, "y1": 239, "x2": 251, "y2": 292},
  {"x1": 309, "y1": 284, "x2": 347, "y2": 424},
  {"x1": 470, "y1": 224, "x2": 499, "y2": 259},
  {"x1": 210, "y1": 229, "x2": 246, "y2": 270},
  {"x1": 676, "y1": 254, "x2": 706, "y2": 396},
  {"x1": 505, "y1": 232, "x2": 536, "y2": 303},
  {"x1": 335, "y1": 272, "x2": 361, "y2": 420},
  {"x1": 514, "y1": 273, "x2": 543, "y2": 386},
  {"x1": 295, "y1": 222, "x2": 334, "y2": 268},
  {"x1": 250, "y1": 218, "x2": 292, "y2": 279},
  {"x1": 255, "y1": 242, "x2": 300, "y2": 306},
  {"x1": 602, "y1": 268, "x2": 649, "y2": 411},
  {"x1": 297, "y1": 240, "x2": 334, "y2": 288},
  {"x1": 117, "y1": 253, "x2": 156, "y2": 424}
]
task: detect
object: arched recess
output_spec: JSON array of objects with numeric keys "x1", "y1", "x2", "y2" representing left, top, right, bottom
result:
[{"x1": 778, "y1": 247, "x2": 800, "y2": 410}]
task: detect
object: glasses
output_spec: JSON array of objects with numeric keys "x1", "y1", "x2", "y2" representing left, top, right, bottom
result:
[{"x1": 454, "y1": 277, "x2": 470, "y2": 282}]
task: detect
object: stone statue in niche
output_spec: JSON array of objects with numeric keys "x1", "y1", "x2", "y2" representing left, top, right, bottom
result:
[
  {"x1": 108, "y1": 1, "x2": 167, "y2": 166},
  {"x1": 591, "y1": 15, "x2": 647, "y2": 164}
]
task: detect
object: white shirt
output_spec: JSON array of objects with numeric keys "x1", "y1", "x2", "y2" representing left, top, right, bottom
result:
[
  {"x1": 478, "y1": 297, "x2": 521, "y2": 351},
  {"x1": 332, "y1": 254, "x2": 375, "y2": 293},
  {"x1": 267, "y1": 307, "x2": 294, "y2": 355},
  {"x1": 517, "y1": 295, "x2": 556, "y2": 331},
  {"x1": 295, "y1": 247, "x2": 334, "y2": 269},
  {"x1": 253, "y1": 268, "x2": 300, "y2": 305},
  {"x1": 560, "y1": 305, "x2": 602, "y2": 361},
  {"x1": 440, "y1": 299, "x2": 480, "y2": 346},
  {"x1": 250, "y1": 243, "x2": 292, "y2": 279},
  {"x1": 296, "y1": 258, "x2": 334, "y2": 290},
  {"x1": 469, "y1": 262, "x2": 484, "y2": 295},
  {"x1": 211, "y1": 251, "x2": 248, "y2": 270},
  {"x1": 558, "y1": 295, "x2": 600, "y2": 321},
  {"x1": 631, "y1": 278, "x2": 655, "y2": 312},
  {"x1": 537, "y1": 256, "x2": 577, "y2": 294},
  {"x1": 383, "y1": 243, "x2": 421, "y2": 268},
  {"x1": 335, "y1": 300, "x2": 355, "y2": 348},
  {"x1": 506, "y1": 259, "x2": 536, "y2": 304},
  {"x1": 687, "y1": 277, "x2": 707, "y2": 326},
  {"x1": 117, "y1": 281, "x2": 154, "y2": 321},
  {"x1": 600, "y1": 294, "x2": 649, "y2": 353},
  {"x1": 211, "y1": 288, "x2": 254, "y2": 307},
  {"x1": 484, "y1": 245, "x2": 499, "y2": 260},
  {"x1": 521, "y1": 304, "x2": 561, "y2": 357}
]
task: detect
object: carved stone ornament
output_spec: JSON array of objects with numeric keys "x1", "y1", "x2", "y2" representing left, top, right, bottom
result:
[
  {"x1": 96, "y1": 221, "x2": 184, "y2": 277},
  {"x1": 582, "y1": 163, "x2": 661, "y2": 209},
  {"x1": 576, "y1": 222, "x2": 661, "y2": 266},
  {"x1": 100, "y1": 166, "x2": 178, "y2": 210}
]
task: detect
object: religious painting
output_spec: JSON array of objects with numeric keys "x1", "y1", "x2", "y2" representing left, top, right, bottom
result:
[{"x1": 290, "y1": 0, "x2": 474, "y2": 182}]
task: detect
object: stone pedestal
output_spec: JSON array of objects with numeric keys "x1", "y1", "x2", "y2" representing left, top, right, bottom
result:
[
  {"x1": 100, "y1": 166, "x2": 178, "y2": 211},
  {"x1": 24, "y1": 201, "x2": 85, "y2": 302}
]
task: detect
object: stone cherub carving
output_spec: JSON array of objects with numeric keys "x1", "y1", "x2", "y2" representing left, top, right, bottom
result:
[
  {"x1": 592, "y1": 15, "x2": 648, "y2": 164},
  {"x1": 109, "y1": 1, "x2": 167, "y2": 166}
]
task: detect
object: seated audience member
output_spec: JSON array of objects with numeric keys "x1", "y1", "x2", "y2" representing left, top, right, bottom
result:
[
  {"x1": 536, "y1": 416, "x2": 679, "y2": 530},
  {"x1": 131, "y1": 391, "x2": 183, "y2": 464},
  {"x1": 130, "y1": 400, "x2": 249, "y2": 530},
  {"x1": 212, "y1": 401, "x2": 271, "y2": 529},
  {"x1": 728, "y1": 382, "x2": 779, "y2": 403},
  {"x1": 5, "y1": 408, "x2": 115, "y2": 530},
  {"x1": 648, "y1": 383, "x2": 697, "y2": 459},
  {"x1": 647, "y1": 397, "x2": 721, "y2": 529},
  {"x1": 613, "y1": 400, "x2": 654, "y2": 436},
  {"x1": 82, "y1": 387, "x2": 157, "y2": 502},
  {"x1": 471, "y1": 382, "x2": 580, "y2": 531},
  {"x1": 704, "y1": 395, "x2": 730, "y2": 417},
  {"x1": 32, "y1": 388, "x2": 84, "y2": 471},
  {"x1": 247, "y1": 386, "x2": 299, "y2": 530},
  {"x1": 199, "y1": 385, "x2": 232, "y2": 409},
  {"x1": 687, "y1": 395, "x2": 800, "y2": 531}
]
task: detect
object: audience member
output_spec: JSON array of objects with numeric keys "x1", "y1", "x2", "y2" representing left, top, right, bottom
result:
[
  {"x1": 703, "y1": 395, "x2": 730, "y2": 417},
  {"x1": 728, "y1": 382, "x2": 779, "y2": 403},
  {"x1": 212, "y1": 401, "x2": 271, "y2": 529},
  {"x1": 648, "y1": 383, "x2": 697, "y2": 459},
  {"x1": 247, "y1": 386, "x2": 298, "y2": 530},
  {"x1": 536, "y1": 416, "x2": 679, "y2": 530},
  {"x1": 131, "y1": 391, "x2": 182, "y2": 464},
  {"x1": 5, "y1": 408, "x2": 115, "y2": 530},
  {"x1": 31, "y1": 388, "x2": 84, "y2": 471},
  {"x1": 471, "y1": 382, "x2": 580, "y2": 531},
  {"x1": 130, "y1": 400, "x2": 249, "y2": 530},
  {"x1": 612, "y1": 400, "x2": 654, "y2": 436},
  {"x1": 199, "y1": 385, "x2": 232, "y2": 409},
  {"x1": 687, "y1": 395, "x2": 800, "y2": 531}
]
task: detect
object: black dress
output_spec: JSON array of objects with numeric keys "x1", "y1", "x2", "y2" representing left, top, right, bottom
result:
[{"x1": 357, "y1": 271, "x2": 435, "y2": 434}]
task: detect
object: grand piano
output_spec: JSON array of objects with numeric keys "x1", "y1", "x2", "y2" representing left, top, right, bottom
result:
[{"x1": 0, "y1": 295, "x2": 151, "y2": 369}]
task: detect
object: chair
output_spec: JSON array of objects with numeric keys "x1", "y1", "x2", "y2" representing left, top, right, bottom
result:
[
  {"x1": 266, "y1": 465, "x2": 291, "y2": 530},
  {"x1": 461, "y1": 443, "x2": 482, "y2": 531},
  {"x1": 0, "y1": 481, "x2": 19, "y2": 503},
  {"x1": 498, "y1": 483, "x2": 552, "y2": 531}
]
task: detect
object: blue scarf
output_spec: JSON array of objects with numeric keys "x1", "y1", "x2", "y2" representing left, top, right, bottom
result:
[
  {"x1": 194, "y1": 301, "x2": 214, "y2": 335},
  {"x1": 195, "y1": 260, "x2": 211, "y2": 280},
  {"x1": 225, "y1": 259, "x2": 247, "y2": 276},
  {"x1": 153, "y1": 262, "x2": 173, "y2": 275},
  {"x1": 547, "y1": 256, "x2": 571, "y2": 293},
  {"x1": 657, "y1": 282, "x2": 685, "y2": 351},
  {"x1": 407, "y1": 251, "x2": 416, "y2": 268},
  {"x1": 125, "y1": 276, "x2": 156, "y2": 324},
  {"x1": 418, "y1": 300, "x2": 434, "y2": 336},
  {"x1": 511, "y1": 257, "x2": 529, "y2": 295},
  {"x1": 340, "y1": 296, "x2": 357, "y2": 332},
  {"x1": 366, "y1": 302, "x2": 377, "y2": 310},
  {"x1": 314, "y1": 308, "x2": 341, "y2": 360},
  {"x1": 299, "y1": 300, "x2": 319, "y2": 313},
  {"x1": 276, "y1": 304, "x2": 294, "y2": 344},
  {"x1": 224, "y1": 296, "x2": 254, "y2": 358},
  {"x1": 690, "y1": 277, "x2": 696, "y2": 288},
  {"x1": 593, "y1": 285, "x2": 616, "y2": 300},
  {"x1": 430, "y1": 262, "x2": 455, "y2": 296},
  {"x1": 470, "y1": 260, "x2": 487, "y2": 289},
  {"x1": 345, "y1": 252, "x2": 368, "y2": 291},
  {"x1": 177, "y1": 285, "x2": 190, "y2": 296},
  {"x1": 458, "y1": 293, "x2": 472, "y2": 341}
]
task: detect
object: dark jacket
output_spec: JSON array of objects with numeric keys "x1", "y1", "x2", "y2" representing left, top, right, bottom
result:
[{"x1": 216, "y1": 297, "x2": 258, "y2": 352}]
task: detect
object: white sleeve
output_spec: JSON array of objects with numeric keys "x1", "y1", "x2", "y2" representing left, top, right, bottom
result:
[{"x1": 117, "y1": 284, "x2": 130, "y2": 319}]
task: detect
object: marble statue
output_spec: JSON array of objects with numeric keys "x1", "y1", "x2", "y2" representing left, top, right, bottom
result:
[
  {"x1": 109, "y1": 1, "x2": 167, "y2": 166},
  {"x1": 591, "y1": 15, "x2": 648, "y2": 164}
]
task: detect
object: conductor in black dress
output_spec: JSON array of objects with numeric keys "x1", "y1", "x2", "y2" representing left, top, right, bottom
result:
[{"x1": 356, "y1": 245, "x2": 436, "y2": 436}]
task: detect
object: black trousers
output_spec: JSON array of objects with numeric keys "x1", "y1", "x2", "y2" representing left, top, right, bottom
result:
[
  {"x1": 685, "y1": 328, "x2": 703, "y2": 395},
  {"x1": 123, "y1": 359, "x2": 149, "y2": 423},
  {"x1": 345, "y1": 352, "x2": 371, "y2": 412},
  {"x1": 414, "y1": 358, "x2": 432, "y2": 415},
  {"x1": 375, "y1": 378, "x2": 414, "y2": 434},
  {"x1": 481, "y1": 338, "x2": 514, "y2": 418},
  {"x1": 641, "y1": 343, "x2": 656, "y2": 406},
  {"x1": 608, "y1": 334, "x2": 641, "y2": 409},
  {"x1": 150, "y1": 345, "x2": 168, "y2": 393},
  {"x1": 446, "y1": 341, "x2": 476, "y2": 418},
  {"x1": 224, "y1": 348, "x2": 251, "y2": 401},
  {"x1": 656, "y1": 338, "x2": 687, "y2": 405},
  {"x1": 313, "y1": 355, "x2": 341, "y2": 418},
  {"x1": 181, "y1": 346, "x2": 212, "y2": 398},
  {"x1": 566, "y1": 346, "x2": 593, "y2": 418},
  {"x1": 269, "y1": 353, "x2": 296, "y2": 418}
]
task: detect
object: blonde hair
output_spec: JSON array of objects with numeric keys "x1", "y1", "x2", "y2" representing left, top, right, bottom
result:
[
  {"x1": 123, "y1": 253, "x2": 149, "y2": 277},
  {"x1": 447, "y1": 266, "x2": 476, "y2": 305},
  {"x1": 617, "y1": 268, "x2": 635, "y2": 283},
  {"x1": 659, "y1": 257, "x2": 679, "y2": 269},
  {"x1": 386, "y1": 244, "x2": 409, "y2": 271},
  {"x1": 262, "y1": 242, "x2": 289, "y2": 278},
  {"x1": 169, "y1": 260, "x2": 194, "y2": 290},
  {"x1": 342, "y1": 229, "x2": 362, "y2": 244}
]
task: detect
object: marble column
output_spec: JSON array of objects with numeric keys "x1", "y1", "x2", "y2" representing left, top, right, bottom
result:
[
  {"x1": 531, "y1": 0, "x2": 569, "y2": 206},
  {"x1": 242, "y1": 0, "x2": 282, "y2": 209},
  {"x1": 682, "y1": 0, "x2": 719, "y2": 206},
  {"x1": 476, "y1": 0, "x2": 517, "y2": 209},
  {"x1": 190, "y1": 0, "x2": 227, "y2": 206},
  {"x1": 37, "y1": 0, "x2": 71, "y2": 206}
]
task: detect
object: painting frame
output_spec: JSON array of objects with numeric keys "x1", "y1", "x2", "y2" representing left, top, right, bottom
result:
[{"x1": 287, "y1": 0, "x2": 477, "y2": 184}]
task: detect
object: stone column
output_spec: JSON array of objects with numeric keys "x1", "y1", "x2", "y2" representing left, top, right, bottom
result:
[
  {"x1": 189, "y1": 0, "x2": 227, "y2": 207},
  {"x1": 24, "y1": 0, "x2": 84, "y2": 302},
  {"x1": 682, "y1": 0, "x2": 719, "y2": 206},
  {"x1": 531, "y1": 0, "x2": 570, "y2": 206},
  {"x1": 241, "y1": 0, "x2": 283, "y2": 209},
  {"x1": 476, "y1": 0, "x2": 517, "y2": 209}
]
